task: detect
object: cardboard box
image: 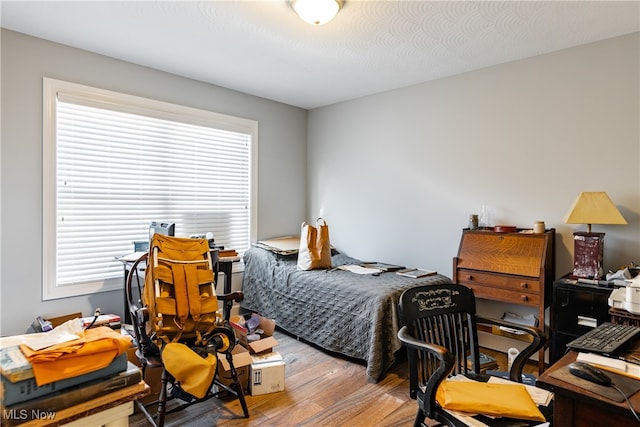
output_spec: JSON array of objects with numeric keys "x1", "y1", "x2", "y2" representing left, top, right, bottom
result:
[
  {"x1": 126, "y1": 347, "x2": 162, "y2": 405},
  {"x1": 249, "y1": 352, "x2": 285, "y2": 395},
  {"x1": 217, "y1": 344, "x2": 252, "y2": 393},
  {"x1": 47, "y1": 312, "x2": 83, "y2": 328},
  {"x1": 231, "y1": 314, "x2": 279, "y2": 354}
]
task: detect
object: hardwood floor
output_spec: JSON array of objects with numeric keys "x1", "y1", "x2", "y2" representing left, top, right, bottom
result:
[{"x1": 128, "y1": 330, "x2": 538, "y2": 426}]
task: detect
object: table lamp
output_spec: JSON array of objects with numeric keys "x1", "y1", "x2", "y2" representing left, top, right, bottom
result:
[{"x1": 563, "y1": 192, "x2": 627, "y2": 279}]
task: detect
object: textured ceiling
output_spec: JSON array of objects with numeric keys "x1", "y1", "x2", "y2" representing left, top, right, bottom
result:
[{"x1": 1, "y1": 1, "x2": 639, "y2": 109}]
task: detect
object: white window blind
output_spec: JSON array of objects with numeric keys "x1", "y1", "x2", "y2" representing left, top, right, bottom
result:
[{"x1": 43, "y1": 78, "x2": 257, "y2": 300}]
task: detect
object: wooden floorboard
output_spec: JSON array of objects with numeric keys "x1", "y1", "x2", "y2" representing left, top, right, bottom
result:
[{"x1": 128, "y1": 329, "x2": 538, "y2": 426}]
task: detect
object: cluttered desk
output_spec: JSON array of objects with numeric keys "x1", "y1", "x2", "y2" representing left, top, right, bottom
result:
[{"x1": 537, "y1": 321, "x2": 640, "y2": 426}]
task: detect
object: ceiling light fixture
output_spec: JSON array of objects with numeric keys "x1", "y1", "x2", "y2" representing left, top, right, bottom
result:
[{"x1": 290, "y1": 0, "x2": 343, "y2": 26}]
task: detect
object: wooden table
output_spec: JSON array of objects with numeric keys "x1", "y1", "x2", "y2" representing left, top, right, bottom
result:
[
  {"x1": 536, "y1": 350, "x2": 640, "y2": 426},
  {"x1": 16, "y1": 381, "x2": 149, "y2": 427}
]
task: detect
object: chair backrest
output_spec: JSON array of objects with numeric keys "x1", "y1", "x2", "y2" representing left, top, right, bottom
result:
[
  {"x1": 398, "y1": 284, "x2": 484, "y2": 398},
  {"x1": 124, "y1": 252, "x2": 157, "y2": 357},
  {"x1": 143, "y1": 234, "x2": 222, "y2": 346}
]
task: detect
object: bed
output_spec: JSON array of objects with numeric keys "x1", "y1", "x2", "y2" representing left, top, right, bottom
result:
[{"x1": 240, "y1": 245, "x2": 453, "y2": 382}]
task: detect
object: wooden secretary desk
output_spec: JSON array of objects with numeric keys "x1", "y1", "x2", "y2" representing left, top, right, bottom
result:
[{"x1": 453, "y1": 228, "x2": 555, "y2": 372}]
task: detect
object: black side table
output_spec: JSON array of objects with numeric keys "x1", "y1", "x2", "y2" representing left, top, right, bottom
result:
[{"x1": 550, "y1": 275, "x2": 613, "y2": 364}]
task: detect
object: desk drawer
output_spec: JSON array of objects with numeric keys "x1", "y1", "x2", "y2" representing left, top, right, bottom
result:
[
  {"x1": 463, "y1": 282, "x2": 541, "y2": 307},
  {"x1": 456, "y1": 270, "x2": 541, "y2": 294}
]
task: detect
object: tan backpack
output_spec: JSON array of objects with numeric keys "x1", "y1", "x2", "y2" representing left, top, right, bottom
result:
[{"x1": 143, "y1": 234, "x2": 221, "y2": 345}]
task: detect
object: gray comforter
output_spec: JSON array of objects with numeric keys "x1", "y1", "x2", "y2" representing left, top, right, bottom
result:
[{"x1": 240, "y1": 246, "x2": 452, "y2": 381}]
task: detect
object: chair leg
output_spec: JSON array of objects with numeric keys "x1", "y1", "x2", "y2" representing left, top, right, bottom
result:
[
  {"x1": 414, "y1": 409, "x2": 426, "y2": 427},
  {"x1": 156, "y1": 368, "x2": 169, "y2": 427},
  {"x1": 226, "y1": 353, "x2": 249, "y2": 418}
]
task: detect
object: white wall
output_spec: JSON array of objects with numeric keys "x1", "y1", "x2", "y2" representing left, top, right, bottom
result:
[
  {"x1": 0, "y1": 29, "x2": 308, "y2": 336},
  {"x1": 307, "y1": 33, "x2": 639, "y2": 289}
]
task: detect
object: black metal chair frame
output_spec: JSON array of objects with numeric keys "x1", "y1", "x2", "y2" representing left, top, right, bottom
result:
[
  {"x1": 125, "y1": 252, "x2": 249, "y2": 426},
  {"x1": 397, "y1": 283, "x2": 546, "y2": 427}
]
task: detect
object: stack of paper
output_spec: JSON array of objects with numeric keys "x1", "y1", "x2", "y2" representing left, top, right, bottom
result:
[
  {"x1": 254, "y1": 236, "x2": 300, "y2": 255},
  {"x1": 576, "y1": 352, "x2": 640, "y2": 380},
  {"x1": 503, "y1": 312, "x2": 538, "y2": 327},
  {"x1": 395, "y1": 268, "x2": 437, "y2": 278}
]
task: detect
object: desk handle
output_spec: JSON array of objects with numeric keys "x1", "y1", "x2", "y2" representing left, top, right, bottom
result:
[
  {"x1": 521, "y1": 295, "x2": 529, "y2": 302},
  {"x1": 520, "y1": 282, "x2": 528, "y2": 289}
]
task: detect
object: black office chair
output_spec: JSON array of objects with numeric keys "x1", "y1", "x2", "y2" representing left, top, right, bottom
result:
[
  {"x1": 125, "y1": 248, "x2": 249, "y2": 427},
  {"x1": 397, "y1": 283, "x2": 546, "y2": 427}
]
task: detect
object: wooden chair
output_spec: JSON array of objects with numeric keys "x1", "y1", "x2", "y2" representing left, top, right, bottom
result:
[
  {"x1": 397, "y1": 283, "x2": 546, "y2": 427},
  {"x1": 125, "y1": 246, "x2": 248, "y2": 427}
]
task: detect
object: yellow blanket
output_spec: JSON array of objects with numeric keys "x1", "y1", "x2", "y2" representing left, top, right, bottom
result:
[
  {"x1": 20, "y1": 326, "x2": 132, "y2": 386},
  {"x1": 162, "y1": 342, "x2": 217, "y2": 399}
]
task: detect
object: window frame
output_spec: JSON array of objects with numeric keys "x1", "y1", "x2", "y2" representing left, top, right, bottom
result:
[{"x1": 42, "y1": 77, "x2": 258, "y2": 300}]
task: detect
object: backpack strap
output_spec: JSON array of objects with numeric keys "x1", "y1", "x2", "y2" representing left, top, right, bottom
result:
[
  {"x1": 170, "y1": 263, "x2": 188, "y2": 342},
  {"x1": 184, "y1": 262, "x2": 203, "y2": 344}
]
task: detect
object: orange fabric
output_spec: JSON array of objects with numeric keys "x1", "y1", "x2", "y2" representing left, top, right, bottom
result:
[{"x1": 20, "y1": 326, "x2": 132, "y2": 386}]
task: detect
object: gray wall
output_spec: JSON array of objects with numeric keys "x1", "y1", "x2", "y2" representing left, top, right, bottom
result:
[
  {"x1": 0, "y1": 29, "x2": 307, "y2": 335},
  {"x1": 307, "y1": 33, "x2": 639, "y2": 299},
  {"x1": 2, "y1": 29, "x2": 639, "y2": 340}
]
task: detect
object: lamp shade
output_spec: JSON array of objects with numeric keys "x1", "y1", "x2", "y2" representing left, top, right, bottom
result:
[
  {"x1": 563, "y1": 192, "x2": 627, "y2": 228},
  {"x1": 290, "y1": 0, "x2": 343, "y2": 25}
]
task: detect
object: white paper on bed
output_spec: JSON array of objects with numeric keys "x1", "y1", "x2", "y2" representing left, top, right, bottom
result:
[{"x1": 337, "y1": 265, "x2": 383, "y2": 275}]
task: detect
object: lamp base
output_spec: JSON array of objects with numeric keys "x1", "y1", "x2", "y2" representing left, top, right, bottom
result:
[{"x1": 572, "y1": 232, "x2": 605, "y2": 279}]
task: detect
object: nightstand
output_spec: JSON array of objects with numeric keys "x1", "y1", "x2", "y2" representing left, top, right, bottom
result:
[{"x1": 550, "y1": 276, "x2": 613, "y2": 364}]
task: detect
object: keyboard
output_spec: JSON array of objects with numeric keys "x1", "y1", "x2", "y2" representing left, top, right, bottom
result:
[{"x1": 566, "y1": 322, "x2": 640, "y2": 355}]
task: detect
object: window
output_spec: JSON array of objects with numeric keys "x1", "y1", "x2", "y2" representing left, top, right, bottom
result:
[{"x1": 43, "y1": 78, "x2": 257, "y2": 300}]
